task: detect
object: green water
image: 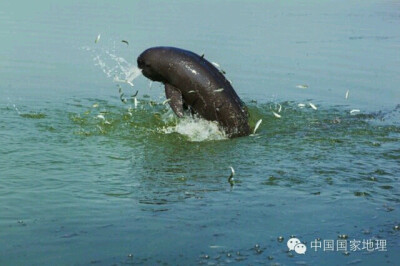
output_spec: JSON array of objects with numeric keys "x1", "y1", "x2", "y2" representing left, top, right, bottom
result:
[{"x1": 1, "y1": 1, "x2": 399, "y2": 265}]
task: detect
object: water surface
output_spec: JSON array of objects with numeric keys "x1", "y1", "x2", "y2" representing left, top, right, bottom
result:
[{"x1": 1, "y1": 1, "x2": 399, "y2": 265}]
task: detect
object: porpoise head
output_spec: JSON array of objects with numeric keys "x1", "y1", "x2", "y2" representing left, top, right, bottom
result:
[{"x1": 137, "y1": 47, "x2": 170, "y2": 83}]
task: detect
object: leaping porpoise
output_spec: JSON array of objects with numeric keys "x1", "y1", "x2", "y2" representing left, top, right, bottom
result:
[{"x1": 137, "y1": 47, "x2": 250, "y2": 138}]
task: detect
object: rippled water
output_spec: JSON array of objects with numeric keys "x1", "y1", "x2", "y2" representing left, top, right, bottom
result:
[{"x1": 1, "y1": 1, "x2": 399, "y2": 265}]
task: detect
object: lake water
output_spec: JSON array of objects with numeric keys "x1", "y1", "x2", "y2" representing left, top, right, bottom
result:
[{"x1": 1, "y1": 0, "x2": 399, "y2": 265}]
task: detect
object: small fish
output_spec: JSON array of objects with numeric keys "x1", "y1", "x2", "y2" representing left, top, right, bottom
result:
[
  {"x1": 104, "y1": 120, "x2": 111, "y2": 125},
  {"x1": 345, "y1": 90, "x2": 349, "y2": 99},
  {"x1": 121, "y1": 40, "x2": 129, "y2": 45},
  {"x1": 309, "y1": 102, "x2": 317, "y2": 110},
  {"x1": 126, "y1": 80, "x2": 134, "y2": 87},
  {"x1": 228, "y1": 79, "x2": 233, "y2": 85},
  {"x1": 213, "y1": 88, "x2": 224, "y2": 93},
  {"x1": 277, "y1": 103, "x2": 282, "y2": 113},
  {"x1": 228, "y1": 166, "x2": 235, "y2": 185},
  {"x1": 253, "y1": 119, "x2": 262, "y2": 134},
  {"x1": 230, "y1": 166, "x2": 235, "y2": 176},
  {"x1": 134, "y1": 97, "x2": 138, "y2": 108},
  {"x1": 96, "y1": 114, "x2": 105, "y2": 120},
  {"x1": 95, "y1": 34, "x2": 101, "y2": 43},
  {"x1": 350, "y1": 109, "x2": 360, "y2": 114},
  {"x1": 272, "y1": 111, "x2": 281, "y2": 118},
  {"x1": 296, "y1": 84, "x2": 308, "y2": 89},
  {"x1": 131, "y1": 90, "x2": 139, "y2": 97},
  {"x1": 162, "y1": 99, "x2": 171, "y2": 105},
  {"x1": 298, "y1": 103, "x2": 306, "y2": 108},
  {"x1": 188, "y1": 90, "x2": 196, "y2": 94},
  {"x1": 211, "y1": 62, "x2": 220, "y2": 68},
  {"x1": 92, "y1": 103, "x2": 99, "y2": 108},
  {"x1": 209, "y1": 246, "x2": 225, "y2": 249},
  {"x1": 120, "y1": 93, "x2": 127, "y2": 103}
]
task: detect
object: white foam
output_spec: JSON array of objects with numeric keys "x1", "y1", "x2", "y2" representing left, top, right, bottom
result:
[{"x1": 162, "y1": 116, "x2": 227, "y2": 142}]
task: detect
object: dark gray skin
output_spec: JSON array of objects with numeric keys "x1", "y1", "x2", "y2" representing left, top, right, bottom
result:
[{"x1": 137, "y1": 47, "x2": 250, "y2": 138}]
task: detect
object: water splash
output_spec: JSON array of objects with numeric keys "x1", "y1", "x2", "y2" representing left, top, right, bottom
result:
[
  {"x1": 81, "y1": 43, "x2": 228, "y2": 142},
  {"x1": 83, "y1": 45, "x2": 142, "y2": 87},
  {"x1": 103, "y1": 50, "x2": 142, "y2": 86},
  {"x1": 161, "y1": 116, "x2": 227, "y2": 142}
]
